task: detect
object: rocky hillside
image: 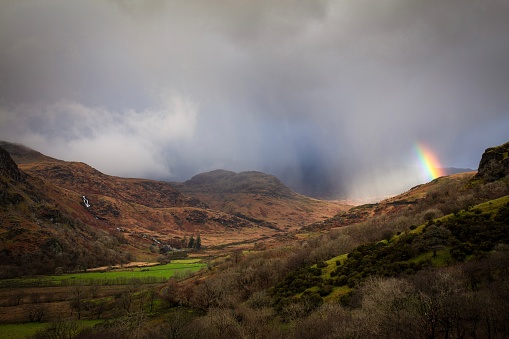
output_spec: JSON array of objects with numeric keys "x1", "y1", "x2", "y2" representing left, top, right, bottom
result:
[
  {"x1": 173, "y1": 169, "x2": 352, "y2": 230},
  {"x1": 0, "y1": 146, "x2": 26, "y2": 184},
  {"x1": 473, "y1": 141, "x2": 509, "y2": 182}
]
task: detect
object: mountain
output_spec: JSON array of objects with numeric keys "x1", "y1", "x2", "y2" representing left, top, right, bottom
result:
[
  {"x1": 172, "y1": 169, "x2": 352, "y2": 230},
  {"x1": 2, "y1": 143, "x2": 282, "y2": 247},
  {"x1": 0, "y1": 143, "x2": 290, "y2": 276},
  {"x1": 2, "y1": 140, "x2": 509, "y2": 336},
  {"x1": 1, "y1": 142, "x2": 349, "y2": 268}
]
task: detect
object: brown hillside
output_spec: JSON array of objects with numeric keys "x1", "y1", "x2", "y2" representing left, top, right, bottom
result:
[
  {"x1": 0, "y1": 141, "x2": 62, "y2": 164},
  {"x1": 17, "y1": 162, "x2": 281, "y2": 247},
  {"x1": 174, "y1": 169, "x2": 352, "y2": 230},
  {"x1": 0, "y1": 146, "x2": 135, "y2": 277},
  {"x1": 306, "y1": 171, "x2": 477, "y2": 232},
  {"x1": 21, "y1": 161, "x2": 205, "y2": 209},
  {"x1": 1, "y1": 142, "x2": 284, "y2": 253}
]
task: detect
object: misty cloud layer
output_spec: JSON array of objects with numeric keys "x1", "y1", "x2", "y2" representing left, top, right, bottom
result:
[{"x1": 1, "y1": 0, "x2": 509, "y2": 199}]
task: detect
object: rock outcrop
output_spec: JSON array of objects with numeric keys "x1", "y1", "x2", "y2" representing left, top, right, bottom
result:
[
  {"x1": 474, "y1": 141, "x2": 509, "y2": 182},
  {"x1": 0, "y1": 146, "x2": 26, "y2": 182}
]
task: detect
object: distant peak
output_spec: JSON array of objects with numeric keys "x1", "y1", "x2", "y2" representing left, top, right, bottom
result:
[
  {"x1": 188, "y1": 169, "x2": 235, "y2": 180},
  {"x1": 183, "y1": 169, "x2": 296, "y2": 198}
]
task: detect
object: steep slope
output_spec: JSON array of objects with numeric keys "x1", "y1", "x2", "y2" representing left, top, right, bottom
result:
[
  {"x1": 0, "y1": 146, "x2": 132, "y2": 277},
  {"x1": 173, "y1": 169, "x2": 352, "y2": 230}
]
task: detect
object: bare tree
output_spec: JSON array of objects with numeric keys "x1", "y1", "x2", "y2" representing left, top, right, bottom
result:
[
  {"x1": 31, "y1": 320, "x2": 83, "y2": 339},
  {"x1": 358, "y1": 276, "x2": 416, "y2": 338},
  {"x1": 200, "y1": 308, "x2": 240, "y2": 339},
  {"x1": 159, "y1": 309, "x2": 195, "y2": 339},
  {"x1": 118, "y1": 284, "x2": 138, "y2": 314},
  {"x1": 26, "y1": 304, "x2": 47, "y2": 322},
  {"x1": 69, "y1": 283, "x2": 88, "y2": 320}
]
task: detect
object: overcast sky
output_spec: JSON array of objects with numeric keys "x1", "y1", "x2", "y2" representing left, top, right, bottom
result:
[{"x1": 1, "y1": 0, "x2": 508, "y2": 199}]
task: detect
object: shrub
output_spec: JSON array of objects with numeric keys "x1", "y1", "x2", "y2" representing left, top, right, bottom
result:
[{"x1": 319, "y1": 285, "x2": 333, "y2": 297}]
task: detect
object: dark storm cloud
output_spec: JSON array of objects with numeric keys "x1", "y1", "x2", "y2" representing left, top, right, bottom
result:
[{"x1": 1, "y1": 0, "x2": 508, "y2": 199}]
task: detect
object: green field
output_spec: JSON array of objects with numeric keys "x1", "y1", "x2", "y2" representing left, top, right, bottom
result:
[
  {"x1": 0, "y1": 320, "x2": 102, "y2": 339},
  {"x1": 0, "y1": 260, "x2": 206, "y2": 288},
  {"x1": 0, "y1": 322, "x2": 45, "y2": 339}
]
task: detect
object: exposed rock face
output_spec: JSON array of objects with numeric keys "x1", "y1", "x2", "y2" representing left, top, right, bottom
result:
[
  {"x1": 474, "y1": 141, "x2": 509, "y2": 182},
  {"x1": 0, "y1": 146, "x2": 26, "y2": 182}
]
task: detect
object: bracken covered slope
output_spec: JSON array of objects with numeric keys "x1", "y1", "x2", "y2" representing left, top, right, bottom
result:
[{"x1": 3, "y1": 142, "x2": 338, "y2": 253}]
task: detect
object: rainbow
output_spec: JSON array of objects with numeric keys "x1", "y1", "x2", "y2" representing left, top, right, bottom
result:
[{"x1": 415, "y1": 143, "x2": 445, "y2": 180}]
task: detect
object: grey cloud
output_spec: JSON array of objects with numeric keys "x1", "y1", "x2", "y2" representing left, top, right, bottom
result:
[{"x1": 1, "y1": 0, "x2": 508, "y2": 199}]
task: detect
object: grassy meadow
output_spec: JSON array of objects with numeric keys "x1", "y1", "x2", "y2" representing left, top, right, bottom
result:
[
  {"x1": 0, "y1": 259, "x2": 207, "y2": 329},
  {"x1": 0, "y1": 260, "x2": 206, "y2": 288}
]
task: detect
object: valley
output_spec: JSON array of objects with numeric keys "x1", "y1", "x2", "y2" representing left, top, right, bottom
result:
[
  {"x1": 1, "y1": 141, "x2": 350, "y2": 263},
  {"x1": 0, "y1": 140, "x2": 508, "y2": 338}
]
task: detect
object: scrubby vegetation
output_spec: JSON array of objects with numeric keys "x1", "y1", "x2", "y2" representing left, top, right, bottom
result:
[
  {"x1": 39, "y1": 193, "x2": 504, "y2": 338},
  {"x1": 2, "y1": 179, "x2": 507, "y2": 338},
  {"x1": 1, "y1": 142, "x2": 509, "y2": 338}
]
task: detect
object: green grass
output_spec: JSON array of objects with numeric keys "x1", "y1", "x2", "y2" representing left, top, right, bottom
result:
[
  {"x1": 429, "y1": 195, "x2": 509, "y2": 226},
  {"x1": 0, "y1": 320, "x2": 102, "y2": 339},
  {"x1": 0, "y1": 260, "x2": 206, "y2": 287},
  {"x1": 410, "y1": 195, "x2": 509, "y2": 236},
  {"x1": 324, "y1": 285, "x2": 351, "y2": 302},
  {"x1": 409, "y1": 224, "x2": 426, "y2": 234},
  {"x1": 0, "y1": 322, "x2": 46, "y2": 339},
  {"x1": 322, "y1": 254, "x2": 347, "y2": 278},
  {"x1": 472, "y1": 195, "x2": 509, "y2": 214},
  {"x1": 408, "y1": 249, "x2": 452, "y2": 267},
  {"x1": 170, "y1": 259, "x2": 203, "y2": 264}
]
